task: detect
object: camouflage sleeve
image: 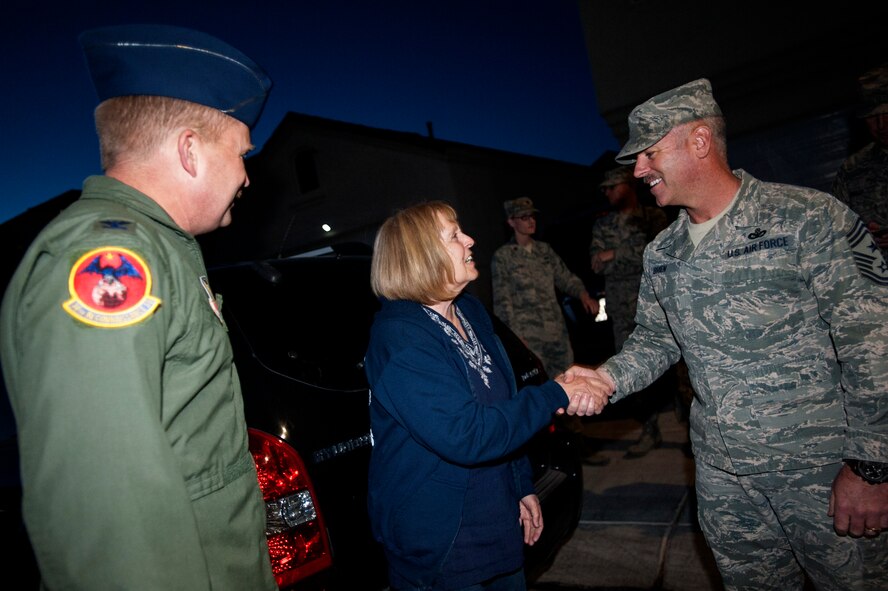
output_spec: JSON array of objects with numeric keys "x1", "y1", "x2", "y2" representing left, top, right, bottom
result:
[
  {"x1": 599, "y1": 247, "x2": 681, "y2": 401},
  {"x1": 589, "y1": 219, "x2": 607, "y2": 259},
  {"x1": 804, "y1": 198, "x2": 888, "y2": 462},
  {"x1": 609, "y1": 242, "x2": 645, "y2": 277},
  {"x1": 610, "y1": 209, "x2": 667, "y2": 276},
  {"x1": 831, "y1": 163, "x2": 850, "y2": 205},
  {"x1": 545, "y1": 243, "x2": 586, "y2": 299},
  {"x1": 589, "y1": 218, "x2": 622, "y2": 276},
  {"x1": 592, "y1": 209, "x2": 668, "y2": 279},
  {"x1": 490, "y1": 249, "x2": 514, "y2": 326}
]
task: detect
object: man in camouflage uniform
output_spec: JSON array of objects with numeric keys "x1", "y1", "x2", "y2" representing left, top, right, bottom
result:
[
  {"x1": 568, "y1": 78, "x2": 888, "y2": 590},
  {"x1": 590, "y1": 166, "x2": 670, "y2": 458},
  {"x1": 833, "y1": 63, "x2": 888, "y2": 260}
]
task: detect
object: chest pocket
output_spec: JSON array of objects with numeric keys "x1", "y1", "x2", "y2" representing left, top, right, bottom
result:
[
  {"x1": 715, "y1": 240, "x2": 801, "y2": 320},
  {"x1": 708, "y1": 236, "x2": 811, "y2": 354}
]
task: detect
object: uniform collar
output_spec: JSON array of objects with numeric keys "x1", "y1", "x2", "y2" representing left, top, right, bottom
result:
[
  {"x1": 655, "y1": 169, "x2": 764, "y2": 261},
  {"x1": 81, "y1": 175, "x2": 190, "y2": 236}
]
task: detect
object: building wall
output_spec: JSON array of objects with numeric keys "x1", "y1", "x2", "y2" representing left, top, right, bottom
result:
[
  {"x1": 577, "y1": 0, "x2": 886, "y2": 192},
  {"x1": 199, "y1": 113, "x2": 598, "y2": 309}
]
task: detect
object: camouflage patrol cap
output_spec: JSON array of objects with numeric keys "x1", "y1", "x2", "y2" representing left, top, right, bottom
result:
[
  {"x1": 616, "y1": 78, "x2": 723, "y2": 164},
  {"x1": 858, "y1": 63, "x2": 888, "y2": 118},
  {"x1": 599, "y1": 165, "x2": 634, "y2": 188},
  {"x1": 503, "y1": 196, "x2": 538, "y2": 218}
]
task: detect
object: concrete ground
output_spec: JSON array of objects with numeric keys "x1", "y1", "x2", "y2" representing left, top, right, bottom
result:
[{"x1": 529, "y1": 403, "x2": 725, "y2": 591}]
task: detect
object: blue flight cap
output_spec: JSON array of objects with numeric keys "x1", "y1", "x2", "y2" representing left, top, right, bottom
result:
[{"x1": 79, "y1": 24, "x2": 272, "y2": 129}]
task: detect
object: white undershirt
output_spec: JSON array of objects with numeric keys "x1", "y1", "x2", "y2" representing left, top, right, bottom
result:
[{"x1": 687, "y1": 189, "x2": 741, "y2": 246}]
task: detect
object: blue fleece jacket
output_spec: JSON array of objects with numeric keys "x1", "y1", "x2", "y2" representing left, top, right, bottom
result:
[{"x1": 364, "y1": 294, "x2": 569, "y2": 589}]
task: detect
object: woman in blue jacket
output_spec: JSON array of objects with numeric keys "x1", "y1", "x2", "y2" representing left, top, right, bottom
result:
[{"x1": 365, "y1": 201, "x2": 606, "y2": 591}]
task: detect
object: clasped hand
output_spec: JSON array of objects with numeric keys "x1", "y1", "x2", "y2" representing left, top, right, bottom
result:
[{"x1": 554, "y1": 365, "x2": 615, "y2": 416}]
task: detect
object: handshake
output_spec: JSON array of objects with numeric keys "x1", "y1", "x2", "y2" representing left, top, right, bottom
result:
[{"x1": 554, "y1": 365, "x2": 615, "y2": 416}]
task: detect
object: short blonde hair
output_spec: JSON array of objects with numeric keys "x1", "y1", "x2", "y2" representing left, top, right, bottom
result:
[
  {"x1": 94, "y1": 95, "x2": 233, "y2": 170},
  {"x1": 371, "y1": 201, "x2": 462, "y2": 304}
]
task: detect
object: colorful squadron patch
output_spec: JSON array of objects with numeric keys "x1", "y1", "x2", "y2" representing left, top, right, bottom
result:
[{"x1": 63, "y1": 247, "x2": 162, "y2": 327}]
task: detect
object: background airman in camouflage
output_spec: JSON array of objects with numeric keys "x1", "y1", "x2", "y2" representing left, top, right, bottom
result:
[
  {"x1": 491, "y1": 197, "x2": 610, "y2": 464},
  {"x1": 568, "y1": 78, "x2": 888, "y2": 590},
  {"x1": 590, "y1": 165, "x2": 671, "y2": 458},
  {"x1": 491, "y1": 197, "x2": 598, "y2": 377},
  {"x1": 832, "y1": 62, "x2": 888, "y2": 259}
]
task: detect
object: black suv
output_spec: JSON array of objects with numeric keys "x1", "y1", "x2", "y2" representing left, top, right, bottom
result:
[{"x1": 0, "y1": 240, "x2": 584, "y2": 590}]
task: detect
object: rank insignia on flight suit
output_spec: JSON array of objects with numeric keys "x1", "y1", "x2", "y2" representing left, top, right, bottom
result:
[
  {"x1": 200, "y1": 275, "x2": 226, "y2": 326},
  {"x1": 63, "y1": 246, "x2": 162, "y2": 327}
]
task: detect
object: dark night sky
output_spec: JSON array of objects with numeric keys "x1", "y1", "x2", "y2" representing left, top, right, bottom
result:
[{"x1": 1, "y1": 0, "x2": 619, "y2": 223}]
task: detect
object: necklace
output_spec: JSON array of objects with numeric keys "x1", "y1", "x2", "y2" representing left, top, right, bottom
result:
[{"x1": 423, "y1": 306, "x2": 493, "y2": 388}]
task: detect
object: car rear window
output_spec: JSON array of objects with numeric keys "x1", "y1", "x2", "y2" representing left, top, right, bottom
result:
[{"x1": 209, "y1": 256, "x2": 380, "y2": 392}]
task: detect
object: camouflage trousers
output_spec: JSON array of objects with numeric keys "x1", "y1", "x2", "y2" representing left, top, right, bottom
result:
[{"x1": 696, "y1": 461, "x2": 888, "y2": 591}]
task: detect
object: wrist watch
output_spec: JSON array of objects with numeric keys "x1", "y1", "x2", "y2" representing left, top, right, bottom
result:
[{"x1": 845, "y1": 459, "x2": 888, "y2": 484}]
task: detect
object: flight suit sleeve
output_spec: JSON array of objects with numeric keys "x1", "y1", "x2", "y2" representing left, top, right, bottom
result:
[{"x1": 4, "y1": 241, "x2": 214, "y2": 590}]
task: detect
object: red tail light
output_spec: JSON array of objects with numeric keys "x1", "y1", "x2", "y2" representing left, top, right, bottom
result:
[{"x1": 249, "y1": 428, "x2": 332, "y2": 588}]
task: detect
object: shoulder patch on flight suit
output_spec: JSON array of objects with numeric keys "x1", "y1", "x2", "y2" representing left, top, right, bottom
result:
[
  {"x1": 847, "y1": 219, "x2": 888, "y2": 285},
  {"x1": 93, "y1": 219, "x2": 135, "y2": 232},
  {"x1": 62, "y1": 246, "x2": 162, "y2": 327}
]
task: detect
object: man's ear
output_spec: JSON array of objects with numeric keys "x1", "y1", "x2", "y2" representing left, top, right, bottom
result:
[
  {"x1": 177, "y1": 129, "x2": 199, "y2": 178},
  {"x1": 691, "y1": 124, "x2": 712, "y2": 159}
]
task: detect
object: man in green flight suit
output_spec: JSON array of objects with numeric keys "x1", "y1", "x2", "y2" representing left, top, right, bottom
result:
[{"x1": 0, "y1": 25, "x2": 277, "y2": 590}]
